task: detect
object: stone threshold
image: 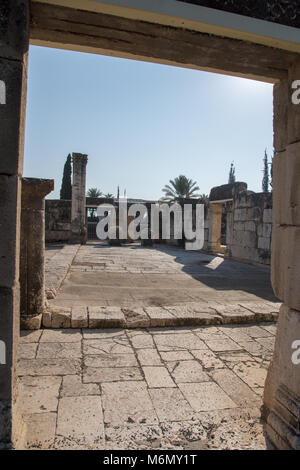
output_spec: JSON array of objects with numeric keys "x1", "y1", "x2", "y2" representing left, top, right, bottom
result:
[{"x1": 42, "y1": 301, "x2": 280, "y2": 329}]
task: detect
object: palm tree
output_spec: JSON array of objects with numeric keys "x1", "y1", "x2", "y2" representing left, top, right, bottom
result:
[
  {"x1": 161, "y1": 175, "x2": 200, "y2": 202},
  {"x1": 87, "y1": 187, "x2": 102, "y2": 197},
  {"x1": 104, "y1": 193, "x2": 114, "y2": 198},
  {"x1": 198, "y1": 193, "x2": 209, "y2": 203}
]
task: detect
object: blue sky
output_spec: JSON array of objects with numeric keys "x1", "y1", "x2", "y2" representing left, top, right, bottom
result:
[{"x1": 24, "y1": 46, "x2": 273, "y2": 200}]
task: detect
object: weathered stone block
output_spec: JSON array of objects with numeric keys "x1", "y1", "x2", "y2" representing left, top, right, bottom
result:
[
  {"x1": 19, "y1": 376, "x2": 61, "y2": 414},
  {"x1": 263, "y1": 223, "x2": 272, "y2": 239},
  {"x1": 263, "y1": 209, "x2": 272, "y2": 224},
  {"x1": 234, "y1": 222, "x2": 245, "y2": 231},
  {"x1": 42, "y1": 310, "x2": 52, "y2": 328},
  {"x1": 0, "y1": 1, "x2": 29, "y2": 60},
  {"x1": 23, "y1": 412, "x2": 56, "y2": 450},
  {"x1": 265, "y1": 304, "x2": 300, "y2": 450},
  {"x1": 235, "y1": 245, "x2": 261, "y2": 264},
  {"x1": 20, "y1": 314, "x2": 42, "y2": 330},
  {"x1": 0, "y1": 401, "x2": 13, "y2": 445},
  {"x1": 143, "y1": 366, "x2": 176, "y2": 388},
  {"x1": 245, "y1": 221, "x2": 256, "y2": 232},
  {"x1": 233, "y1": 230, "x2": 257, "y2": 248},
  {"x1": 211, "y1": 369, "x2": 260, "y2": 408},
  {"x1": 257, "y1": 223, "x2": 263, "y2": 237},
  {"x1": 51, "y1": 308, "x2": 71, "y2": 329},
  {"x1": 214, "y1": 304, "x2": 255, "y2": 324},
  {"x1": 288, "y1": 60, "x2": 300, "y2": 146},
  {"x1": 273, "y1": 143, "x2": 300, "y2": 227},
  {"x1": 18, "y1": 358, "x2": 81, "y2": 376},
  {"x1": 273, "y1": 79, "x2": 288, "y2": 153},
  {"x1": 275, "y1": 305, "x2": 300, "y2": 397},
  {"x1": 209, "y1": 182, "x2": 247, "y2": 202},
  {"x1": 0, "y1": 175, "x2": 20, "y2": 288},
  {"x1": 143, "y1": 306, "x2": 175, "y2": 327},
  {"x1": 88, "y1": 306, "x2": 125, "y2": 328},
  {"x1": 122, "y1": 307, "x2": 150, "y2": 328},
  {"x1": 258, "y1": 237, "x2": 270, "y2": 250},
  {"x1": 272, "y1": 226, "x2": 300, "y2": 310},
  {"x1": 0, "y1": 58, "x2": 27, "y2": 175},
  {"x1": 0, "y1": 286, "x2": 19, "y2": 401},
  {"x1": 71, "y1": 306, "x2": 88, "y2": 328}
]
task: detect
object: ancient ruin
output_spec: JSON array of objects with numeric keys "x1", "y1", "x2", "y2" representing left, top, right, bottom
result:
[{"x1": 0, "y1": 0, "x2": 299, "y2": 451}]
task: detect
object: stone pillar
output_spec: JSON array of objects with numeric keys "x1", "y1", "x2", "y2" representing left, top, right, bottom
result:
[
  {"x1": 0, "y1": 1, "x2": 29, "y2": 448},
  {"x1": 264, "y1": 58, "x2": 300, "y2": 450},
  {"x1": 71, "y1": 153, "x2": 88, "y2": 244},
  {"x1": 208, "y1": 203, "x2": 222, "y2": 253},
  {"x1": 20, "y1": 178, "x2": 54, "y2": 330}
]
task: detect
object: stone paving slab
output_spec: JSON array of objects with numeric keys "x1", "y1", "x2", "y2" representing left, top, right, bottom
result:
[
  {"x1": 18, "y1": 322, "x2": 277, "y2": 450},
  {"x1": 55, "y1": 396, "x2": 105, "y2": 450}
]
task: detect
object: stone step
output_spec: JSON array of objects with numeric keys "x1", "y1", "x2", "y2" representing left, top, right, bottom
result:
[{"x1": 42, "y1": 302, "x2": 280, "y2": 329}]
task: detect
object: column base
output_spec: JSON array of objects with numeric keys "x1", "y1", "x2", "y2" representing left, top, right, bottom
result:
[
  {"x1": 70, "y1": 230, "x2": 87, "y2": 245},
  {"x1": 20, "y1": 314, "x2": 42, "y2": 330},
  {"x1": 267, "y1": 385, "x2": 300, "y2": 450}
]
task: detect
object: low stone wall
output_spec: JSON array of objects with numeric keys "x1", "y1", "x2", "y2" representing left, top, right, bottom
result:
[
  {"x1": 227, "y1": 191, "x2": 272, "y2": 265},
  {"x1": 45, "y1": 200, "x2": 71, "y2": 242}
]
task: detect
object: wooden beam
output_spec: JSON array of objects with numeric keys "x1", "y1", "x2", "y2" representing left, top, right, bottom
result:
[{"x1": 29, "y1": 2, "x2": 297, "y2": 82}]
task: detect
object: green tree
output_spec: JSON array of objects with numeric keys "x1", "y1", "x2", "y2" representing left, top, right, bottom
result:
[
  {"x1": 60, "y1": 154, "x2": 72, "y2": 200},
  {"x1": 87, "y1": 188, "x2": 102, "y2": 197},
  {"x1": 228, "y1": 162, "x2": 236, "y2": 184},
  {"x1": 104, "y1": 193, "x2": 114, "y2": 198},
  {"x1": 161, "y1": 175, "x2": 200, "y2": 202},
  {"x1": 262, "y1": 149, "x2": 270, "y2": 193}
]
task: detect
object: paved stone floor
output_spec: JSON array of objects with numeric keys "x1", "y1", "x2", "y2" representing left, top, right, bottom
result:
[
  {"x1": 45, "y1": 242, "x2": 280, "y2": 328},
  {"x1": 18, "y1": 323, "x2": 276, "y2": 450},
  {"x1": 27, "y1": 242, "x2": 279, "y2": 449},
  {"x1": 49, "y1": 242, "x2": 277, "y2": 308}
]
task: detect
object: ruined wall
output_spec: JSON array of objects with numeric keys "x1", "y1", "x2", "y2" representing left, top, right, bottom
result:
[
  {"x1": 45, "y1": 200, "x2": 71, "y2": 242},
  {"x1": 227, "y1": 191, "x2": 273, "y2": 265}
]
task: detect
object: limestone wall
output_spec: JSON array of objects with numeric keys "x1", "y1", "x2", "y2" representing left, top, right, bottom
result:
[
  {"x1": 227, "y1": 191, "x2": 272, "y2": 265},
  {"x1": 45, "y1": 200, "x2": 71, "y2": 242}
]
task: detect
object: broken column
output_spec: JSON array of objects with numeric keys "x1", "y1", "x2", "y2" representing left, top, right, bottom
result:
[
  {"x1": 71, "y1": 153, "x2": 88, "y2": 244},
  {"x1": 0, "y1": 0, "x2": 29, "y2": 448},
  {"x1": 264, "y1": 58, "x2": 300, "y2": 450},
  {"x1": 20, "y1": 178, "x2": 54, "y2": 330}
]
